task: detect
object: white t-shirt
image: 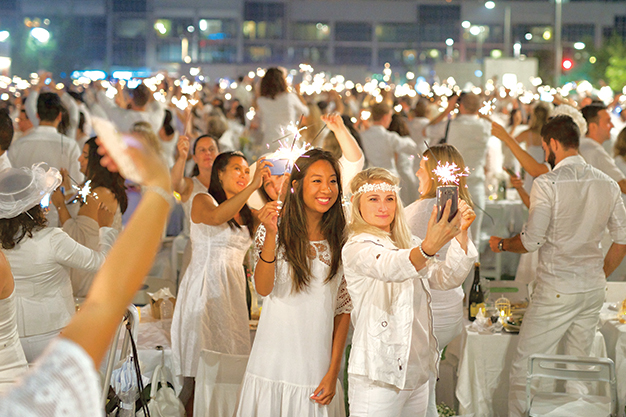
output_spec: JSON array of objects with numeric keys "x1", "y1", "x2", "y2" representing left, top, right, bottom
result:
[
  {"x1": 257, "y1": 92, "x2": 309, "y2": 152},
  {"x1": 360, "y1": 125, "x2": 419, "y2": 176},
  {"x1": 579, "y1": 136, "x2": 626, "y2": 183}
]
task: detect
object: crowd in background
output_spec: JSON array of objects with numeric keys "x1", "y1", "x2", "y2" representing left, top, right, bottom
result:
[{"x1": 0, "y1": 65, "x2": 625, "y2": 417}]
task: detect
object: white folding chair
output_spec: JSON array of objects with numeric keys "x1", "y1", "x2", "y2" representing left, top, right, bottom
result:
[
  {"x1": 101, "y1": 305, "x2": 139, "y2": 407},
  {"x1": 193, "y1": 350, "x2": 249, "y2": 417},
  {"x1": 526, "y1": 354, "x2": 617, "y2": 417},
  {"x1": 605, "y1": 282, "x2": 626, "y2": 304}
]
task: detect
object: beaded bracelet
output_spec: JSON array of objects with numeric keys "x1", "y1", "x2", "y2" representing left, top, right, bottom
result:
[{"x1": 419, "y1": 244, "x2": 435, "y2": 259}]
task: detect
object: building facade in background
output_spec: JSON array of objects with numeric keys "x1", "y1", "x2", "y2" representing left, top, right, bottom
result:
[{"x1": 0, "y1": 0, "x2": 624, "y2": 81}]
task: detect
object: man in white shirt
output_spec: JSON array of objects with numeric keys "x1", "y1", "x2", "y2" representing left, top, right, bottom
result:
[
  {"x1": 489, "y1": 115, "x2": 626, "y2": 417},
  {"x1": 25, "y1": 74, "x2": 80, "y2": 141},
  {"x1": 96, "y1": 83, "x2": 165, "y2": 134},
  {"x1": 360, "y1": 102, "x2": 419, "y2": 178},
  {"x1": 426, "y1": 93, "x2": 491, "y2": 247},
  {"x1": 0, "y1": 109, "x2": 13, "y2": 171},
  {"x1": 580, "y1": 103, "x2": 626, "y2": 193},
  {"x1": 12, "y1": 103, "x2": 34, "y2": 144},
  {"x1": 9, "y1": 92, "x2": 83, "y2": 226}
]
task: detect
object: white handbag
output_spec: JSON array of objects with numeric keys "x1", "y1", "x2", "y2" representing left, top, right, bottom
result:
[{"x1": 140, "y1": 364, "x2": 185, "y2": 417}]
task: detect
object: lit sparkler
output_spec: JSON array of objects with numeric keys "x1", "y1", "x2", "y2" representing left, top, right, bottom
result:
[
  {"x1": 432, "y1": 161, "x2": 470, "y2": 186},
  {"x1": 73, "y1": 180, "x2": 99, "y2": 204},
  {"x1": 479, "y1": 98, "x2": 497, "y2": 116},
  {"x1": 270, "y1": 119, "x2": 312, "y2": 208}
]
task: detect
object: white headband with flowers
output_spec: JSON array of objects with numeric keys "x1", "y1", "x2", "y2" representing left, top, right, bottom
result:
[{"x1": 354, "y1": 182, "x2": 401, "y2": 196}]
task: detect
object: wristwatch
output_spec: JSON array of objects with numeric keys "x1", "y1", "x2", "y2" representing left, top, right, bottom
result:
[{"x1": 498, "y1": 239, "x2": 506, "y2": 252}]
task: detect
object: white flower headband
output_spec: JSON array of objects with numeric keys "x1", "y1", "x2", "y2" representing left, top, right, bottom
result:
[{"x1": 354, "y1": 182, "x2": 401, "y2": 196}]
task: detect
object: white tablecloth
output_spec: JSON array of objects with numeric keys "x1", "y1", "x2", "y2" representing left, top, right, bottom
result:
[
  {"x1": 449, "y1": 323, "x2": 607, "y2": 417},
  {"x1": 600, "y1": 303, "x2": 626, "y2": 416}
]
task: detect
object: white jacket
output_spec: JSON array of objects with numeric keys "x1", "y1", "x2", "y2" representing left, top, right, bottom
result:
[{"x1": 342, "y1": 232, "x2": 477, "y2": 389}]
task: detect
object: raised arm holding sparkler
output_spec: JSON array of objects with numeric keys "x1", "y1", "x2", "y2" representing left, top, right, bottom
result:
[
  {"x1": 491, "y1": 121, "x2": 549, "y2": 177},
  {"x1": 321, "y1": 112, "x2": 363, "y2": 163},
  {"x1": 190, "y1": 154, "x2": 271, "y2": 226}
]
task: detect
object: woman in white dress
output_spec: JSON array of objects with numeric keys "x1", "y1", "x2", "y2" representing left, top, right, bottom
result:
[
  {"x1": 0, "y1": 251, "x2": 28, "y2": 394},
  {"x1": 0, "y1": 164, "x2": 117, "y2": 363},
  {"x1": 170, "y1": 134, "x2": 219, "y2": 275},
  {"x1": 53, "y1": 136, "x2": 127, "y2": 297},
  {"x1": 235, "y1": 114, "x2": 364, "y2": 417},
  {"x1": 171, "y1": 151, "x2": 270, "y2": 412},
  {"x1": 256, "y1": 67, "x2": 309, "y2": 152},
  {"x1": 342, "y1": 168, "x2": 477, "y2": 417},
  {"x1": 0, "y1": 130, "x2": 173, "y2": 416},
  {"x1": 404, "y1": 144, "x2": 473, "y2": 417}
]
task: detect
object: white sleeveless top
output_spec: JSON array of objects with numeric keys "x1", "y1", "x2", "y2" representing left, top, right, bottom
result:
[
  {"x1": 181, "y1": 177, "x2": 209, "y2": 238},
  {"x1": 0, "y1": 291, "x2": 28, "y2": 393}
]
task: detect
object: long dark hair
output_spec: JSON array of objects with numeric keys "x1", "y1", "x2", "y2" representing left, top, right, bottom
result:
[
  {"x1": 84, "y1": 137, "x2": 128, "y2": 213},
  {"x1": 208, "y1": 151, "x2": 254, "y2": 237},
  {"x1": 191, "y1": 134, "x2": 219, "y2": 177},
  {"x1": 0, "y1": 205, "x2": 47, "y2": 249},
  {"x1": 260, "y1": 67, "x2": 287, "y2": 99},
  {"x1": 278, "y1": 149, "x2": 346, "y2": 293}
]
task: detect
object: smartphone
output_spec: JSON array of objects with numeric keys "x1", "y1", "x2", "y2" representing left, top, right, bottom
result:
[
  {"x1": 502, "y1": 166, "x2": 517, "y2": 177},
  {"x1": 437, "y1": 185, "x2": 458, "y2": 222},
  {"x1": 266, "y1": 158, "x2": 290, "y2": 176}
]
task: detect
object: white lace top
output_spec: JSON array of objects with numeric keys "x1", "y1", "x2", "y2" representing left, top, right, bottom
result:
[
  {"x1": 253, "y1": 224, "x2": 352, "y2": 316},
  {"x1": 0, "y1": 338, "x2": 101, "y2": 417}
]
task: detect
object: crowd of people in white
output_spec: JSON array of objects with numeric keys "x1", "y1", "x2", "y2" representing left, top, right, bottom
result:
[{"x1": 0, "y1": 65, "x2": 625, "y2": 417}]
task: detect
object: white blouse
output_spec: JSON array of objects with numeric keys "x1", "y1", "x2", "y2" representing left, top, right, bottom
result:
[{"x1": 5, "y1": 227, "x2": 117, "y2": 337}]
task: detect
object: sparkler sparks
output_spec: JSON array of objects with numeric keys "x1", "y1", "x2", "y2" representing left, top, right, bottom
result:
[
  {"x1": 432, "y1": 161, "x2": 470, "y2": 185},
  {"x1": 76, "y1": 180, "x2": 96, "y2": 203},
  {"x1": 270, "y1": 120, "x2": 312, "y2": 207},
  {"x1": 479, "y1": 98, "x2": 497, "y2": 116},
  {"x1": 69, "y1": 180, "x2": 99, "y2": 204}
]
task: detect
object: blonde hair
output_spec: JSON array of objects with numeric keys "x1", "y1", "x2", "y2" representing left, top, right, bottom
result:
[
  {"x1": 420, "y1": 144, "x2": 473, "y2": 206},
  {"x1": 130, "y1": 122, "x2": 163, "y2": 154},
  {"x1": 349, "y1": 168, "x2": 412, "y2": 249}
]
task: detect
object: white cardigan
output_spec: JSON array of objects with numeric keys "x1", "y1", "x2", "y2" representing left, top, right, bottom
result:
[{"x1": 342, "y1": 232, "x2": 477, "y2": 389}]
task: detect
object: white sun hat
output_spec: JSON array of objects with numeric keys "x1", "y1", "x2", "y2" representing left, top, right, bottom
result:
[{"x1": 0, "y1": 163, "x2": 62, "y2": 219}]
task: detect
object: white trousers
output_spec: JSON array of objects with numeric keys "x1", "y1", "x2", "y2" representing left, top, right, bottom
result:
[
  {"x1": 466, "y1": 181, "x2": 485, "y2": 250},
  {"x1": 20, "y1": 329, "x2": 59, "y2": 364},
  {"x1": 348, "y1": 374, "x2": 429, "y2": 417},
  {"x1": 507, "y1": 284, "x2": 605, "y2": 417},
  {"x1": 425, "y1": 313, "x2": 464, "y2": 417}
]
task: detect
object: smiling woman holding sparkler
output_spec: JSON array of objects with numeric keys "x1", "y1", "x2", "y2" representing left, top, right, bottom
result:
[
  {"x1": 171, "y1": 150, "x2": 272, "y2": 413},
  {"x1": 0, "y1": 164, "x2": 118, "y2": 364},
  {"x1": 235, "y1": 114, "x2": 363, "y2": 417},
  {"x1": 405, "y1": 144, "x2": 474, "y2": 417},
  {"x1": 250, "y1": 113, "x2": 362, "y2": 209},
  {"x1": 342, "y1": 167, "x2": 477, "y2": 417}
]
